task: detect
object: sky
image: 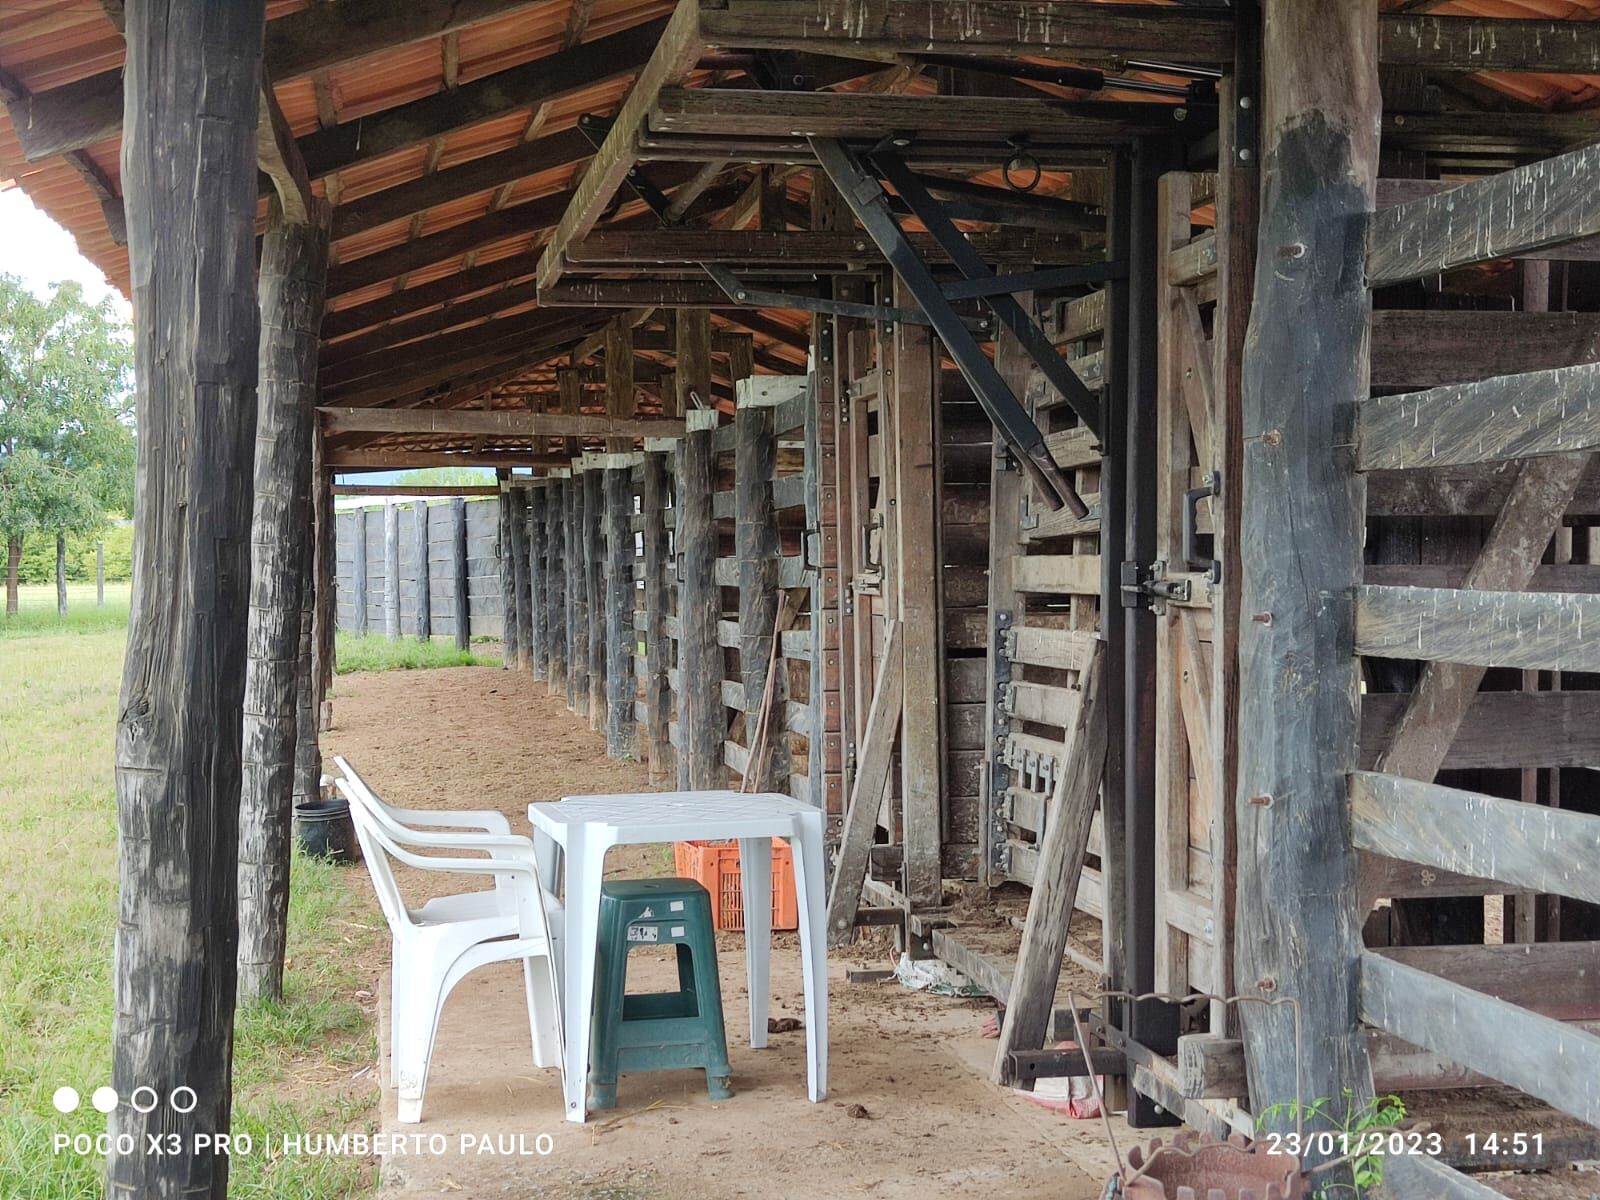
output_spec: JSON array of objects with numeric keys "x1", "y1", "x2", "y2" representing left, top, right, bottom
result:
[{"x1": 0, "y1": 187, "x2": 131, "y2": 317}]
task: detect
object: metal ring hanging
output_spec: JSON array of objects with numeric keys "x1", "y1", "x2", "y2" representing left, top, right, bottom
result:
[{"x1": 1002, "y1": 146, "x2": 1042, "y2": 192}]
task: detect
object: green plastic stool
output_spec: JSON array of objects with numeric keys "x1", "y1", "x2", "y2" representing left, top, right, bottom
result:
[{"x1": 588, "y1": 877, "x2": 733, "y2": 1111}]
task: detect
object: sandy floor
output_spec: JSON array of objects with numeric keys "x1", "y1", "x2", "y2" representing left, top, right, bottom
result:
[{"x1": 323, "y1": 663, "x2": 1125, "y2": 1200}]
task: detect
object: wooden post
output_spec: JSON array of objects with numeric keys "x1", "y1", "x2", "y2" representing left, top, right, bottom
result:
[
  {"x1": 528, "y1": 485, "x2": 547, "y2": 680},
  {"x1": 567, "y1": 463, "x2": 589, "y2": 714},
  {"x1": 384, "y1": 500, "x2": 400, "y2": 640},
  {"x1": 545, "y1": 476, "x2": 568, "y2": 695},
  {"x1": 892, "y1": 278, "x2": 944, "y2": 906},
  {"x1": 496, "y1": 476, "x2": 519, "y2": 665},
  {"x1": 736, "y1": 394, "x2": 783, "y2": 790},
  {"x1": 642, "y1": 449, "x2": 672, "y2": 781},
  {"x1": 96, "y1": 541, "x2": 105, "y2": 607},
  {"x1": 509, "y1": 487, "x2": 533, "y2": 671},
  {"x1": 352, "y1": 507, "x2": 369, "y2": 636},
  {"x1": 678, "y1": 410, "x2": 722, "y2": 788},
  {"x1": 313, "y1": 451, "x2": 335, "y2": 730},
  {"x1": 451, "y1": 496, "x2": 469, "y2": 651},
  {"x1": 111, "y1": 0, "x2": 265, "y2": 1192},
  {"x1": 55, "y1": 533, "x2": 67, "y2": 616},
  {"x1": 412, "y1": 499, "x2": 431, "y2": 641},
  {"x1": 1235, "y1": 0, "x2": 1379, "y2": 1139},
  {"x1": 676, "y1": 308, "x2": 712, "y2": 414},
  {"x1": 584, "y1": 465, "x2": 606, "y2": 728},
  {"x1": 604, "y1": 460, "x2": 636, "y2": 757},
  {"x1": 239, "y1": 197, "x2": 329, "y2": 1004}
]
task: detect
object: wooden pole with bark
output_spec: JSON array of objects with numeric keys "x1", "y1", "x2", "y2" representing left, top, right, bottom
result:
[
  {"x1": 677, "y1": 410, "x2": 722, "y2": 788},
  {"x1": 451, "y1": 496, "x2": 470, "y2": 651},
  {"x1": 584, "y1": 465, "x2": 606, "y2": 729},
  {"x1": 567, "y1": 464, "x2": 589, "y2": 714},
  {"x1": 641, "y1": 450, "x2": 673, "y2": 781},
  {"x1": 735, "y1": 396, "x2": 783, "y2": 791},
  {"x1": 111, "y1": 1, "x2": 266, "y2": 1193},
  {"x1": 604, "y1": 460, "x2": 636, "y2": 757},
  {"x1": 412, "y1": 499, "x2": 431, "y2": 641},
  {"x1": 1234, "y1": 0, "x2": 1378, "y2": 1146},
  {"x1": 509, "y1": 486, "x2": 534, "y2": 670},
  {"x1": 384, "y1": 501, "x2": 401, "y2": 639},
  {"x1": 239, "y1": 196, "x2": 330, "y2": 1004},
  {"x1": 545, "y1": 476, "x2": 568, "y2": 694},
  {"x1": 497, "y1": 473, "x2": 519, "y2": 666},
  {"x1": 528, "y1": 486, "x2": 547, "y2": 679}
]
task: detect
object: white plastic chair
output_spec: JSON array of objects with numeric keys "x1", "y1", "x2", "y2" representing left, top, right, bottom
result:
[{"x1": 331, "y1": 760, "x2": 564, "y2": 1123}]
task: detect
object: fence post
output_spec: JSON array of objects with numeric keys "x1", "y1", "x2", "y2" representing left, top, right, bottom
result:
[
  {"x1": 451, "y1": 497, "x2": 469, "y2": 650},
  {"x1": 413, "y1": 499, "x2": 431, "y2": 641},
  {"x1": 383, "y1": 501, "x2": 400, "y2": 640}
]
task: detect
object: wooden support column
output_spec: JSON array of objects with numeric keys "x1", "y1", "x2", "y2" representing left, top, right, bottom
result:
[
  {"x1": 509, "y1": 487, "x2": 534, "y2": 670},
  {"x1": 352, "y1": 507, "x2": 369, "y2": 635},
  {"x1": 604, "y1": 459, "x2": 636, "y2": 757},
  {"x1": 496, "y1": 477, "x2": 519, "y2": 665},
  {"x1": 384, "y1": 500, "x2": 401, "y2": 639},
  {"x1": 111, "y1": 0, "x2": 266, "y2": 1192},
  {"x1": 545, "y1": 475, "x2": 568, "y2": 695},
  {"x1": 312, "y1": 446, "x2": 336, "y2": 731},
  {"x1": 676, "y1": 308, "x2": 713, "y2": 414},
  {"x1": 528, "y1": 485, "x2": 547, "y2": 680},
  {"x1": 678, "y1": 409, "x2": 722, "y2": 788},
  {"x1": 642, "y1": 448, "x2": 673, "y2": 782},
  {"x1": 451, "y1": 496, "x2": 470, "y2": 651},
  {"x1": 736, "y1": 392, "x2": 783, "y2": 791},
  {"x1": 892, "y1": 278, "x2": 944, "y2": 906},
  {"x1": 412, "y1": 499, "x2": 431, "y2": 641},
  {"x1": 1235, "y1": 0, "x2": 1379, "y2": 1140},
  {"x1": 239, "y1": 197, "x2": 330, "y2": 1004},
  {"x1": 566, "y1": 464, "x2": 589, "y2": 715},
  {"x1": 584, "y1": 464, "x2": 606, "y2": 728}
]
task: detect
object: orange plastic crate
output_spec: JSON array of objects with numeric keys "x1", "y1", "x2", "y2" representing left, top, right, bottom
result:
[{"x1": 673, "y1": 839, "x2": 798, "y2": 932}]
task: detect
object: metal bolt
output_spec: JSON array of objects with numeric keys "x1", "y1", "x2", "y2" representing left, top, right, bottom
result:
[
  {"x1": 1262, "y1": 429, "x2": 1282, "y2": 447},
  {"x1": 1238, "y1": 148, "x2": 1253, "y2": 163},
  {"x1": 1239, "y1": 95, "x2": 1253, "y2": 110},
  {"x1": 1252, "y1": 611, "x2": 1273, "y2": 625},
  {"x1": 1173, "y1": 107, "x2": 1187, "y2": 122},
  {"x1": 1280, "y1": 242, "x2": 1306, "y2": 259},
  {"x1": 1248, "y1": 793, "x2": 1273, "y2": 807},
  {"x1": 1256, "y1": 976, "x2": 1278, "y2": 993}
]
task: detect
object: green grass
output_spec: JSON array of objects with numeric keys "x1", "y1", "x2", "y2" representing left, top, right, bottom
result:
[
  {"x1": 334, "y1": 631, "x2": 494, "y2": 674},
  {"x1": 1, "y1": 583, "x2": 131, "y2": 637},
  {"x1": 0, "y1": 626, "x2": 379, "y2": 1199}
]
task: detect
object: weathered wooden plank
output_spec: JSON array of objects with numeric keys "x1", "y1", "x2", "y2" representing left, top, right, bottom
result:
[
  {"x1": 319, "y1": 407, "x2": 684, "y2": 439},
  {"x1": 384, "y1": 502, "x2": 402, "y2": 639},
  {"x1": 1004, "y1": 626, "x2": 1098, "y2": 672},
  {"x1": 111, "y1": 1, "x2": 266, "y2": 1190},
  {"x1": 696, "y1": 0, "x2": 1235, "y2": 63},
  {"x1": 351, "y1": 510, "x2": 369, "y2": 635},
  {"x1": 1367, "y1": 458, "x2": 1600, "y2": 517},
  {"x1": 1362, "y1": 689, "x2": 1600, "y2": 770},
  {"x1": 1350, "y1": 770, "x2": 1600, "y2": 907},
  {"x1": 736, "y1": 403, "x2": 783, "y2": 791},
  {"x1": 526, "y1": 488, "x2": 545, "y2": 676},
  {"x1": 327, "y1": 450, "x2": 568, "y2": 470},
  {"x1": 566, "y1": 469, "x2": 589, "y2": 715},
  {"x1": 544, "y1": 479, "x2": 567, "y2": 694},
  {"x1": 1367, "y1": 145, "x2": 1600, "y2": 288},
  {"x1": 451, "y1": 497, "x2": 470, "y2": 650},
  {"x1": 1370, "y1": 310, "x2": 1600, "y2": 390},
  {"x1": 1356, "y1": 584, "x2": 1600, "y2": 673},
  {"x1": 603, "y1": 466, "x2": 635, "y2": 757},
  {"x1": 1168, "y1": 231, "x2": 1218, "y2": 286},
  {"x1": 826, "y1": 620, "x2": 903, "y2": 945},
  {"x1": 1357, "y1": 362, "x2": 1600, "y2": 471},
  {"x1": 1379, "y1": 14, "x2": 1600, "y2": 74},
  {"x1": 1359, "y1": 950, "x2": 1600, "y2": 1126},
  {"x1": 413, "y1": 500, "x2": 433, "y2": 642},
  {"x1": 1012, "y1": 553, "x2": 1101, "y2": 595},
  {"x1": 677, "y1": 412, "x2": 723, "y2": 787},
  {"x1": 254, "y1": 75, "x2": 311, "y2": 225},
  {"x1": 335, "y1": 484, "x2": 500, "y2": 498},
  {"x1": 992, "y1": 644, "x2": 1106, "y2": 1085},
  {"x1": 239, "y1": 201, "x2": 328, "y2": 1004},
  {"x1": 640, "y1": 455, "x2": 671, "y2": 781},
  {"x1": 1373, "y1": 454, "x2": 1586, "y2": 783},
  {"x1": 1375, "y1": 942, "x2": 1600, "y2": 1021},
  {"x1": 583, "y1": 468, "x2": 606, "y2": 729}
]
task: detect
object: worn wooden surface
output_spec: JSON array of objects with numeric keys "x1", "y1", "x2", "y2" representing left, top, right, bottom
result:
[
  {"x1": 1362, "y1": 689, "x2": 1600, "y2": 770},
  {"x1": 1360, "y1": 950, "x2": 1600, "y2": 1126},
  {"x1": 1357, "y1": 583, "x2": 1600, "y2": 673},
  {"x1": 677, "y1": 420, "x2": 722, "y2": 789},
  {"x1": 1358, "y1": 361, "x2": 1600, "y2": 470},
  {"x1": 451, "y1": 497, "x2": 470, "y2": 650},
  {"x1": 384, "y1": 502, "x2": 402, "y2": 640},
  {"x1": 527, "y1": 487, "x2": 546, "y2": 679},
  {"x1": 1370, "y1": 310, "x2": 1600, "y2": 389},
  {"x1": 641, "y1": 454, "x2": 672, "y2": 781},
  {"x1": 736, "y1": 404, "x2": 783, "y2": 791},
  {"x1": 566, "y1": 468, "x2": 588, "y2": 715},
  {"x1": 603, "y1": 466, "x2": 635, "y2": 758},
  {"x1": 1233, "y1": 0, "x2": 1378, "y2": 1139},
  {"x1": 239, "y1": 200, "x2": 328, "y2": 1005},
  {"x1": 1368, "y1": 145, "x2": 1600, "y2": 288},
  {"x1": 544, "y1": 479, "x2": 567, "y2": 692},
  {"x1": 1351, "y1": 771, "x2": 1600, "y2": 907},
  {"x1": 111, "y1": 1, "x2": 266, "y2": 1192},
  {"x1": 992, "y1": 644, "x2": 1106, "y2": 1085},
  {"x1": 509, "y1": 489, "x2": 534, "y2": 669},
  {"x1": 412, "y1": 500, "x2": 432, "y2": 642},
  {"x1": 584, "y1": 469, "x2": 606, "y2": 728}
]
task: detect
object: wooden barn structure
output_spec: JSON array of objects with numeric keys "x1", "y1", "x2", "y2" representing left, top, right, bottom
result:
[{"x1": 6, "y1": 0, "x2": 1600, "y2": 1194}]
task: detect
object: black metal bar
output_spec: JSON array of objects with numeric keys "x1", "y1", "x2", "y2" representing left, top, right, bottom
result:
[
  {"x1": 701, "y1": 263, "x2": 936, "y2": 325},
  {"x1": 941, "y1": 262, "x2": 1124, "y2": 302},
  {"x1": 811, "y1": 136, "x2": 1086, "y2": 517},
  {"x1": 916, "y1": 51, "x2": 1192, "y2": 97},
  {"x1": 1123, "y1": 136, "x2": 1183, "y2": 1129},
  {"x1": 873, "y1": 151, "x2": 1103, "y2": 440},
  {"x1": 906, "y1": 171, "x2": 1106, "y2": 230},
  {"x1": 1009, "y1": 1047, "x2": 1129, "y2": 1084}
]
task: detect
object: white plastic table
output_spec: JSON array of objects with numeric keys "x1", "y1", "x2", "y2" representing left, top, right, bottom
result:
[{"x1": 527, "y1": 790, "x2": 827, "y2": 1123}]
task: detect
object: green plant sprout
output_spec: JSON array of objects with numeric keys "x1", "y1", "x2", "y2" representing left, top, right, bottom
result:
[{"x1": 1257, "y1": 1089, "x2": 1408, "y2": 1198}]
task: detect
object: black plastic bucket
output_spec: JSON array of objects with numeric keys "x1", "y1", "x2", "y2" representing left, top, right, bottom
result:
[{"x1": 294, "y1": 797, "x2": 358, "y2": 862}]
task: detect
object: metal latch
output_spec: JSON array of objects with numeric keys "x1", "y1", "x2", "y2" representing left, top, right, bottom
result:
[{"x1": 1120, "y1": 560, "x2": 1190, "y2": 609}]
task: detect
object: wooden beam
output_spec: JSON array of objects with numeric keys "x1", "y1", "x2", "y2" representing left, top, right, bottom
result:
[
  {"x1": 538, "y1": 0, "x2": 707, "y2": 288},
  {"x1": 826, "y1": 620, "x2": 904, "y2": 945},
  {"x1": 321, "y1": 279, "x2": 543, "y2": 363},
  {"x1": 1367, "y1": 145, "x2": 1600, "y2": 288},
  {"x1": 564, "y1": 227, "x2": 1084, "y2": 267},
  {"x1": 695, "y1": 0, "x2": 1235, "y2": 63},
  {"x1": 1235, "y1": 0, "x2": 1379, "y2": 1143},
  {"x1": 992, "y1": 644, "x2": 1106, "y2": 1085},
  {"x1": 255, "y1": 75, "x2": 312, "y2": 225},
  {"x1": 1350, "y1": 771, "x2": 1600, "y2": 908},
  {"x1": 322, "y1": 257, "x2": 534, "y2": 341},
  {"x1": 109, "y1": 0, "x2": 264, "y2": 1190},
  {"x1": 1356, "y1": 361, "x2": 1600, "y2": 471},
  {"x1": 334, "y1": 484, "x2": 497, "y2": 497},
  {"x1": 648, "y1": 88, "x2": 1192, "y2": 141},
  {"x1": 1359, "y1": 950, "x2": 1600, "y2": 1126},
  {"x1": 1371, "y1": 453, "x2": 1586, "y2": 783},
  {"x1": 319, "y1": 408, "x2": 684, "y2": 439},
  {"x1": 1379, "y1": 14, "x2": 1600, "y2": 74},
  {"x1": 1375, "y1": 941, "x2": 1600, "y2": 1022},
  {"x1": 1357, "y1": 584, "x2": 1600, "y2": 674},
  {"x1": 1370, "y1": 310, "x2": 1600, "y2": 390},
  {"x1": 1362, "y1": 689, "x2": 1600, "y2": 771},
  {"x1": 327, "y1": 450, "x2": 568, "y2": 469}
]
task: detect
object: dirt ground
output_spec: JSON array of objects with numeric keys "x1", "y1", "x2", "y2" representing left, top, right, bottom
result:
[{"x1": 322, "y1": 662, "x2": 1126, "y2": 1200}]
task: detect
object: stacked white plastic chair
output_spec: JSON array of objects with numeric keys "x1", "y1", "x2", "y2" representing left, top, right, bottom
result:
[{"x1": 333, "y1": 757, "x2": 564, "y2": 1123}]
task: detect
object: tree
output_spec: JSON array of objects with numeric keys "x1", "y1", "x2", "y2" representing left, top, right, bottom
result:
[
  {"x1": 0, "y1": 275, "x2": 133, "y2": 615},
  {"x1": 393, "y1": 465, "x2": 494, "y2": 488}
]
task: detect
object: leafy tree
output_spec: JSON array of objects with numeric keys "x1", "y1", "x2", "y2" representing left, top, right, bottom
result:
[
  {"x1": 0, "y1": 275, "x2": 134, "y2": 614},
  {"x1": 392, "y1": 466, "x2": 494, "y2": 488}
]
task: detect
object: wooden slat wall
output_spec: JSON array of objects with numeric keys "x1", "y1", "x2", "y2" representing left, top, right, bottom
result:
[{"x1": 334, "y1": 499, "x2": 501, "y2": 638}]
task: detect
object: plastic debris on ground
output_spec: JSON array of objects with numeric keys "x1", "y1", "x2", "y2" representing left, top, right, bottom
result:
[{"x1": 892, "y1": 953, "x2": 987, "y2": 997}]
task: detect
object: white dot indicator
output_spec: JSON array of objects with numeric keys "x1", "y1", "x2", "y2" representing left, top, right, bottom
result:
[
  {"x1": 130, "y1": 1087, "x2": 158, "y2": 1114},
  {"x1": 92, "y1": 1087, "x2": 119, "y2": 1113},
  {"x1": 169, "y1": 1086, "x2": 197, "y2": 1114},
  {"x1": 52, "y1": 1087, "x2": 80, "y2": 1114}
]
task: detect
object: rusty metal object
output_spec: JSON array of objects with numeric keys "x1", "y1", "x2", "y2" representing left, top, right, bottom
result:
[{"x1": 1120, "y1": 1132, "x2": 1305, "y2": 1200}]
